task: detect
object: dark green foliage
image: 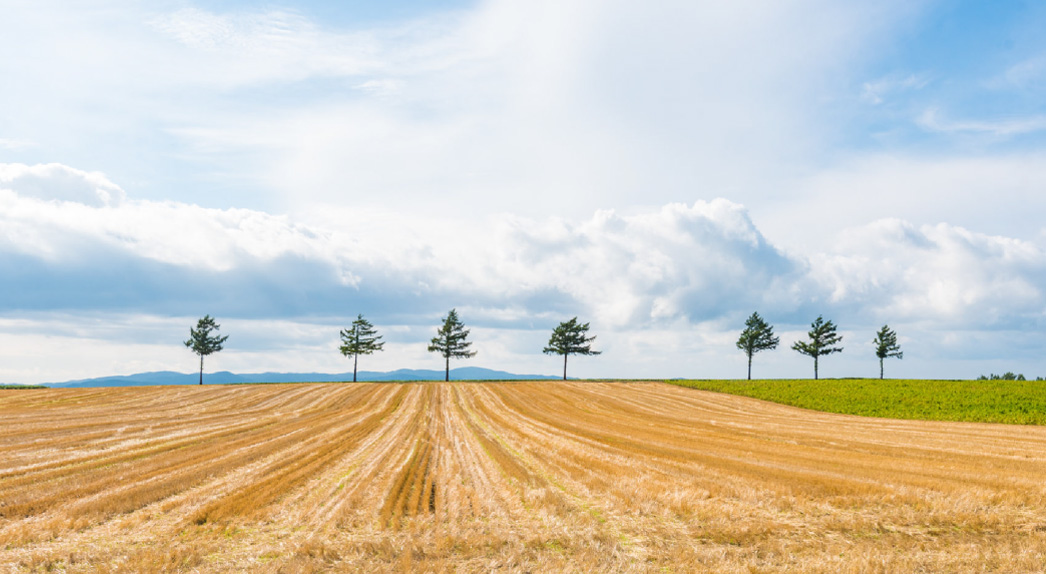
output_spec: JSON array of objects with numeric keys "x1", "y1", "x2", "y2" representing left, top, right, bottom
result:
[
  {"x1": 184, "y1": 315, "x2": 229, "y2": 385},
  {"x1": 427, "y1": 309, "x2": 476, "y2": 381},
  {"x1": 340, "y1": 314, "x2": 385, "y2": 383},
  {"x1": 543, "y1": 317, "x2": 601, "y2": 380},
  {"x1": 978, "y1": 372, "x2": 1029, "y2": 381},
  {"x1": 791, "y1": 315, "x2": 843, "y2": 380},
  {"x1": 0, "y1": 385, "x2": 46, "y2": 390},
  {"x1": 735, "y1": 312, "x2": 779, "y2": 380},
  {"x1": 666, "y1": 378, "x2": 1046, "y2": 425},
  {"x1": 872, "y1": 324, "x2": 903, "y2": 379}
]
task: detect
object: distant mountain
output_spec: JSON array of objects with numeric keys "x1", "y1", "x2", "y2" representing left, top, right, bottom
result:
[{"x1": 43, "y1": 367, "x2": 559, "y2": 388}]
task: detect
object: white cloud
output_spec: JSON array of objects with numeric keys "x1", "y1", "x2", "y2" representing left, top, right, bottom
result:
[
  {"x1": 0, "y1": 164, "x2": 801, "y2": 328},
  {"x1": 998, "y1": 55, "x2": 1046, "y2": 89},
  {"x1": 860, "y1": 73, "x2": 929, "y2": 105},
  {"x1": 141, "y1": 0, "x2": 920, "y2": 218},
  {"x1": 5, "y1": 1, "x2": 1046, "y2": 381},
  {"x1": 147, "y1": 7, "x2": 388, "y2": 87},
  {"x1": 6, "y1": 162, "x2": 1046, "y2": 336},
  {"x1": 811, "y1": 219, "x2": 1046, "y2": 327},
  {"x1": 0, "y1": 184, "x2": 333, "y2": 273},
  {"x1": 0, "y1": 163, "x2": 125, "y2": 207},
  {"x1": 917, "y1": 107, "x2": 1046, "y2": 137},
  {"x1": 757, "y1": 152, "x2": 1046, "y2": 255},
  {"x1": 3, "y1": 189, "x2": 1046, "y2": 383},
  {"x1": 478, "y1": 200, "x2": 799, "y2": 327}
]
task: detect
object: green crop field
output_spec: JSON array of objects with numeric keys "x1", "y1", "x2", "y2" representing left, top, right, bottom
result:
[{"x1": 665, "y1": 378, "x2": 1046, "y2": 425}]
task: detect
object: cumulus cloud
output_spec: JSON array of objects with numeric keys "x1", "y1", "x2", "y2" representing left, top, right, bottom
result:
[
  {"x1": 483, "y1": 200, "x2": 801, "y2": 327},
  {"x1": 812, "y1": 219, "x2": 1046, "y2": 328},
  {"x1": 0, "y1": 164, "x2": 803, "y2": 328},
  {"x1": 759, "y1": 153, "x2": 1046, "y2": 255},
  {"x1": 0, "y1": 163, "x2": 125, "y2": 206},
  {"x1": 3, "y1": 162, "x2": 1046, "y2": 382},
  {"x1": 5, "y1": 162, "x2": 1046, "y2": 339}
]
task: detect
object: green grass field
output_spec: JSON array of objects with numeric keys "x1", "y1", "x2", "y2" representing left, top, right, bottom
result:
[{"x1": 665, "y1": 378, "x2": 1046, "y2": 425}]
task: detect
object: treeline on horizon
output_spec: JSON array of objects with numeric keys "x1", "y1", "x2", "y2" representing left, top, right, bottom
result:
[
  {"x1": 5, "y1": 311, "x2": 1037, "y2": 388},
  {"x1": 177, "y1": 310, "x2": 1040, "y2": 385}
]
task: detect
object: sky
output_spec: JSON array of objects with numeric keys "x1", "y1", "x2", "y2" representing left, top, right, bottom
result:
[{"x1": 2, "y1": 0, "x2": 1046, "y2": 383}]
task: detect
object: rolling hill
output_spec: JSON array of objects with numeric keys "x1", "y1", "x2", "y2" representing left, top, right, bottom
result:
[{"x1": 42, "y1": 367, "x2": 559, "y2": 387}]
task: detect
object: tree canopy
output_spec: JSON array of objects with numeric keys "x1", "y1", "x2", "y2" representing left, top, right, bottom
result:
[
  {"x1": 543, "y1": 317, "x2": 601, "y2": 380},
  {"x1": 184, "y1": 315, "x2": 229, "y2": 385},
  {"x1": 340, "y1": 314, "x2": 385, "y2": 382},
  {"x1": 427, "y1": 309, "x2": 476, "y2": 381},
  {"x1": 791, "y1": 315, "x2": 843, "y2": 380},
  {"x1": 872, "y1": 324, "x2": 902, "y2": 379},
  {"x1": 735, "y1": 312, "x2": 779, "y2": 380}
]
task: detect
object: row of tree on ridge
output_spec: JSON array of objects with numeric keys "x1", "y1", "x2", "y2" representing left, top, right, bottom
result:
[
  {"x1": 183, "y1": 311, "x2": 904, "y2": 385},
  {"x1": 737, "y1": 312, "x2": 903, "y2": 380}
]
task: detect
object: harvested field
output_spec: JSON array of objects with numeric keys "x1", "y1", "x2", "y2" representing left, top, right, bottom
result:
[{"x1": 2, "y1": 381, "x2": 1046, "y2": 573}]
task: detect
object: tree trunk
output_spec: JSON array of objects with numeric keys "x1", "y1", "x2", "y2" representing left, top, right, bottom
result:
[
  {"x1": 563, "y1": 354, "x2": 568, "y2": 380},
  {"x1": 445, "y1": 355, "x2": 449, "y2": 382},
  {"x1": 199, "y1": 355, "x2": 204, "y2": 385},
  {"x1": 814, "y1": 355, "x2": 819, "y2": 380},
  {"x1": 880, "y1": 357, "x2": 884, "y2": 380},
  {"x1": 353, "y1": 353, "x2": 358, "y2": 383},
  {"x1": 747, "y1": 352, "x2": 752, "y2": 380}
]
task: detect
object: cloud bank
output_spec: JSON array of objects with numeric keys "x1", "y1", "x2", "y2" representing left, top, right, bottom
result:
[{"x1": 3, "y1": 163, "x2": 1045, "y2": 382}]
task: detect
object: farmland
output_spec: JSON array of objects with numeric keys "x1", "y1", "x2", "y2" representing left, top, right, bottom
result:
[
  {"x1": 2, "y1": 382, "x2": 1046, "y2": 573},
  {"x1": 668, "y1": 378, "x2": 1046, "y2": 425}
]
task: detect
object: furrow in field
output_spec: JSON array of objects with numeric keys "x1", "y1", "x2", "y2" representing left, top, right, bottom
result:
[
  {"x1": 6, "y1": 382, "x2": 1046, "y2": 573},
  {"x1": 188, "y1": 384, "x2": 407, "y2": 524},
  {"x1": 485, "y1": 383, "x2": 1037, "y2": 505},
  {"x1": 0, "y1": 386, "x2": 364, "y2": 544},
  {"x1": 0, "y1": 384, "x2": 394, "y2": 560}
]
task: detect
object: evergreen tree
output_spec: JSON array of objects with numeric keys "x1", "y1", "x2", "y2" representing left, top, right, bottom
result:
[
  {"x1": 735, "y1": 312, "x2": 779, "y2": 380},
  {"x1": 340, "y1": 314, "x2": 385, "y2": 382},
  {"x1": 791, "y1": 315, "x2": 843, "y2": 380},
  {"x1": 427, "y1": 309, "x2": 476, "y2": 381},
  {"x1": 872, "y1": 324, "x2": 903, "y2": 379},
  {"x1": 543, "y1": 317, "x2": 601, "y2": 380},
  {"x1": 184, "y1": 315, "x2": 229, "y2": 385}
]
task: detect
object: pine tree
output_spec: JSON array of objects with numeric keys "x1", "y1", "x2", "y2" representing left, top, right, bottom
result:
[
  {"x1": 873, "y1": 324, "x2": 903, "y2": 379},
  {"x1": 543, "y1": 317, "x2": 601, "y2": 380},
  {"x1": 735, "y1": 312, "x2": 779, "y2": 380},
  {"x1": 340, "y1": 314, "x2": 385, "y2": 382},
  {"x1": 427, "y1": 309, "x2": 476, "y2": 381},
  {"x1": 791, "y1": 315, "x2": 843, "y2": 380},
  {"x1": 184, "y1": 315, "x2": 229, "y2": 385}
]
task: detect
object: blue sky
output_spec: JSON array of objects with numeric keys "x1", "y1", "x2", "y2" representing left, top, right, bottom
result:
[{"x1": 2, "y1": 0, "x2": 1046, "y2": 383}]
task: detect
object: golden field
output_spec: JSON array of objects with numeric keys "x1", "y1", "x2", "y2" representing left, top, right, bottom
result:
[{"x1": 2, "y1": 381, "x2": 1046, "y2": 573}]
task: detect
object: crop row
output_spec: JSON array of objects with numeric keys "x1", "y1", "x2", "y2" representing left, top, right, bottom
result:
[{"x1": 3, "y1": 382, "x2": 1046, "y2": 572}]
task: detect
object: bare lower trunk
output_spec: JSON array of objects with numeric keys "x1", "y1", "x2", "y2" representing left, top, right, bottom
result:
[
  {"x1": 563, "y1": 354, "x2": 568, "y2": 380},
  {"x1": 747, "y1": 352, "x2": 752, "y2": 380},
  {"x1": 445, "y1": 355, "x2": 449, "y2": 382},
  {"x1": 199, "y1": 355, "x2": 203, "y2": 385},
  {"x1": 354, "y1": 353, "x2": 358, "y2": 383},
  {"x1": 814, "y1": 356, "x2": 819, "y2": 380},
  {"x1": 880, "y1": 358, "x2": 884, "y2": 380}
]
